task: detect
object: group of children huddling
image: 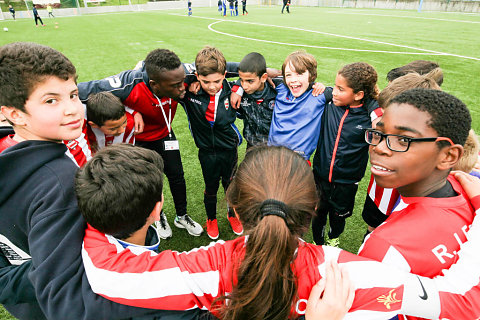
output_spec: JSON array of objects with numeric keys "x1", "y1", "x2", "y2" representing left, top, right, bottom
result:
[{"x1": 2, "y1": 41, "x2": 480, "y2": 320}]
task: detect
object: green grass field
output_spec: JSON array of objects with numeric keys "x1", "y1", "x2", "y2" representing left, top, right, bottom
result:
[{"x1": 0, "y1": 6, "x2": 479, "y2": 319}]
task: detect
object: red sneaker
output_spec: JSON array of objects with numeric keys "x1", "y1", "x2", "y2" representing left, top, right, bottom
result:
[
  {"x1": 228, "y1": 216, "x2": 243, "y2": 235},
  {"x1": 206, "y1": 219, "x2": 219, "y2": 240}
]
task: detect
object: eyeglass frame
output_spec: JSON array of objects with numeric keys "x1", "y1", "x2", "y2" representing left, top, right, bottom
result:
[{"x1": 364, "y1": 128, "x2": 454, "y2": 152}]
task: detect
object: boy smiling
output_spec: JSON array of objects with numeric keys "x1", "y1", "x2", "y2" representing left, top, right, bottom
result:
[{"x1": 358, "y1": 88, "x2": 474, "y2": 319}]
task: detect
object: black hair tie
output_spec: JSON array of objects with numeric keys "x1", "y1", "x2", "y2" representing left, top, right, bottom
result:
[{"x1": 260, "y1": 199, "x2": 288, "y2": 220}]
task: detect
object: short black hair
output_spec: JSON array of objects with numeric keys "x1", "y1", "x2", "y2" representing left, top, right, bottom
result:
[
  {"x1": 144, "y1": 48, "x2": 182, "y2": 81},
  {"x1": 389, "y1": 88, "x2": 471, "y2": 146},
  {"x1": 86, "y1": 91, "x2": 125, "y2": 127},
  {"x1": 238, "y1": 52, "x2": 267, "y2": 77},
  {"x1": 75, "y1": 144, "x2": 164, "y2": 239},
  {"x1": 387, "y1": 60, "x2": 442, "y2": 85},
  {"x1": 0, "y1": 42, "x2": 76, "y2": 113}
]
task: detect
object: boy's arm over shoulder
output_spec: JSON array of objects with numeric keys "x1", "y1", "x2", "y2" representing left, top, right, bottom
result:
[
  {"x1": 0, "y1": 258, "x2": 37, "y2": 305},
  {"x1": 78, "y1": 68, "x2": 142, "y2": 102}
]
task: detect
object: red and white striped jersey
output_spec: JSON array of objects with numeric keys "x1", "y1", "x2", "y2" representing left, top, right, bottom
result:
[
  {"x1": 82, "y1": 224, "x2": 416, "y2": 319},
  {"x1": 367, "y1": 175, "x2": 400, "y2": 216},
  {"x1": 64, "y1": 121, "x2": 92, "y2": 167},
  {"x1": 86, "y1": 111, "x2": 135, "y2": 153}
]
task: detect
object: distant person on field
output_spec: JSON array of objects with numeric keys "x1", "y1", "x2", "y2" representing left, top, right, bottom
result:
[
  {"x1": 218, "y1": 0, "x2": 223, "y2": 14},
  {"x1": 362, "y1": 68, "x2": 444, "y2": 236},
  {"x1": 187, "y1": 0, "x2": 192, "y2": 16},
  {"x1": 85, "y1": 91, "x2": 136, "y2": 153},
  {"x1": 228, "y1": 0, "x2": 234, "y2": 16},
  {"x1": 241, "y1": 0, "x2": 247, "y2": 14},
  {"x1": 311, "y1": 62, "x2": 381, "y2": 247},
  {"x1": 222, "y1": 0, "x2": 227, "y2": 15},
  {"x1": 32, "y1": 5, "x2": 45, "y2": 27},
  {"x1": 234, "y1": 0, "x2": 238, "y2": 15},
  {"x1": 281, "y1": 0, "x2": 290, "y2": 13},
  {"x1": 8, "y1": 5, "x2": 15, "y2": 20},
  {"x1": 47, "y1": 4, "x2": 54, "y2": 18}
]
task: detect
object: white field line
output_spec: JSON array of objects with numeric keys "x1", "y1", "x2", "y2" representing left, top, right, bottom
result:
[
  {"x1": 169, "y1": 13, "x2": 480, "y2": 61},
  {"x1": 325, "y1": 10, "x2": 480, "y2": 24}
]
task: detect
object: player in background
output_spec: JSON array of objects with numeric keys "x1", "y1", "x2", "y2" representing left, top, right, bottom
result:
[
  {"x1": 46, "y1": 4, "x2": 54, "y2": 18},
  {"x1": 8, "y1": 5, "x2": 15, "y2": 20},
  {"x1": 241, "y1": 0, "x2": 248, "y2": 14},
  {"x1": 187, "y1": 0, "x2": 192, "y2": 16},
  {"x1": 85, "y1": 91, "x2": 135, "y2": 153},
  {"x1": 32, "y1": 5, "x2": 45, "y2": 27},
  {"x1": 281, "y1": 0, "x2": 290, "y2": 13}
]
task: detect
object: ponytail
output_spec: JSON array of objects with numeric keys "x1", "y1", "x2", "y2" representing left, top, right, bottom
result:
[
  {"x1": 219, "y1": 146, "x2": 318, "y2": 320},
  {"x1": 220, "y1": 215, "x2": 297, "y2": 320}
]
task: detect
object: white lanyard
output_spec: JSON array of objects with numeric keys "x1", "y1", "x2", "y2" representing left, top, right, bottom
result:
[{"x1": 155, "y1": 95, "x2": 172, "y2": 138}]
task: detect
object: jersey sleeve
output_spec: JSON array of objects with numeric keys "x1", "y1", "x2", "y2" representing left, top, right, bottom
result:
[
  {"x1": 78, "y1": 69, "x2": 141, "y2": 102},
  {"x1": 82, "y1": 225, "x2": 230, "y2": 311},
  {"x1": 366, "y1": 99, "x2": 383, "y2": 122},
  {"x1": 358, "y1": 234, "x2": 412, "y2": 273}
]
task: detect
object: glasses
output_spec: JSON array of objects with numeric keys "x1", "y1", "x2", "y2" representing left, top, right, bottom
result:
[{"x1": 365, "y1": 129, "x2": 454, "y2": 152}]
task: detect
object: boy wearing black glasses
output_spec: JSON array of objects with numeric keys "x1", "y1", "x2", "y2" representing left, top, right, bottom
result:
[{"x1": 359, "y1": 88, "x2": 474, "y2": 320}]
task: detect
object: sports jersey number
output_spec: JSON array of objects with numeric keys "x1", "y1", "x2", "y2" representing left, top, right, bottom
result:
[{"x1": 106, "y1": 76, "x2": 122, "y2": 88}]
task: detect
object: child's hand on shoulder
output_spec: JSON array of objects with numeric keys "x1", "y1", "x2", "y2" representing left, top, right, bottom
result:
[
  {"x1": 305, "y1": 260, "x2": 355, "y2": 320},
  {"x1": 312, "y1": 82, "x2": 326, "y2": 97},
  {"x1": 189, "y1": 82, "x2": 201, "y2": 94}
]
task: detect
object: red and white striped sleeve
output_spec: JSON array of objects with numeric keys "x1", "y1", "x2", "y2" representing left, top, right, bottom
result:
[
  {"x1": 122, "y1": 112, "x2": 135, "y2": 145},
  {"x1": 367, "y1": 176, "x2": 400, "y2": 216},
  {"x1": 64, "y1": 121, "x2": 92, "y2": 167},
  {"x1": 82, "y1": 225, "x2": 233, "y2": 311}
]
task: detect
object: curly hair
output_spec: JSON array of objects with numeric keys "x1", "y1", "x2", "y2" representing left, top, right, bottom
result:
[
  {"x1": 338, "y1": 62, "x2": 379, "y2": 100},
  {"x1": 144, "y1": 48, "x2": 182, "y2": 80},
  {"x1": 390, "y1": 88, "x2": 471, "y2": 146},
  {"x1": 0, "y1": 42, "x2": 76, "y2": 112}
]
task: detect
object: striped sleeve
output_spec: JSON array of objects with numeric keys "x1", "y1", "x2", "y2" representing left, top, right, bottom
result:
[
  {"x1": 82, "y1": 225, "x2": 230, "y2": 311},
  {"x1": 123, "y1": 112, "x2": 135, "y2": 145}
]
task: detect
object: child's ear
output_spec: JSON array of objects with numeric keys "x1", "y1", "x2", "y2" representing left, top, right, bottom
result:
[
  {"x1": 87, "y1": 120, "x2": 100, "y2": 129},
  {"x1": 1, "y1": 106, "x2": 26, "y2": 126},
  {"x1": 260, "y1": 73, "x2": 268, "y2": 83},
  {"x1": 437, "y1": 144, "x2": 464, "y2": 171},
  {"x1": 149, "y1": 198, "x2": 163, "y2": 223},
  {"x1": 354, "y1": 90, "x2": 364, "y2": 102}
]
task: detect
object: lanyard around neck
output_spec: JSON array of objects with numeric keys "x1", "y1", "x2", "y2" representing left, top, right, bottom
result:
[{"x1": 154, "y1": 95, "x2": 172, "y2": 138}]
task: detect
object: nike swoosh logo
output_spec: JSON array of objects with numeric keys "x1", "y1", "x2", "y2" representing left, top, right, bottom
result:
[{"x1": 417, "y1": 276, "x2": 428, "y2": 300}]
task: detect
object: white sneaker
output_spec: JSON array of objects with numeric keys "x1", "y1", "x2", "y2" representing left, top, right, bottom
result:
[
  {"x1": 174, "y1": 214, "x2": 203, "y2": 236},
  {"x1": 153, "y1": 211, "x2": 172, "y2": 239}
]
